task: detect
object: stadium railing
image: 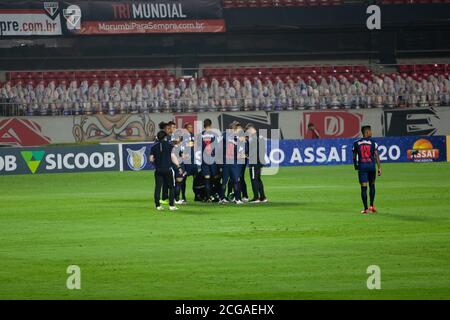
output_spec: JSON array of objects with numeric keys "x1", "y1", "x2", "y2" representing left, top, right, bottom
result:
[{"x1": 1, "y1": 94, "x2": 449, "y2": 117}]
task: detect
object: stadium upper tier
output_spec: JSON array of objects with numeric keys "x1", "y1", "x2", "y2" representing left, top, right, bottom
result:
[
  {"x1": 222, "y1": 0, "x2": 342, "y2": 8},
  {"x1": 222, "y1": 0, "x2": 449, "y2": 8},
  {"x1": 1, "y1": 64, "x2": 449, "y2": 116}
]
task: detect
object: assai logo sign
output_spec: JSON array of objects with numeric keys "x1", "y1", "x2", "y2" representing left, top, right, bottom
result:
[
  {"x1": 302, "y1": 111, "x2": 362, "y2": 138},
  {"x1": 126, "y1": 147, "x2": 147, "y2": 171},
  {"x1": 21, "y1": 150, "x2": 45, "y2": 174},
  {"x1": 407, "y1": 138, "x2": 440, "y2": 162}
]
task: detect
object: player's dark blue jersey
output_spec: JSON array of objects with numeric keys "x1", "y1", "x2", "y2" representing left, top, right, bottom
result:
[
  {"x1": 353, "y1": 138, "x2": 378, "y2": 171},
  {"x1": 150, "y1": 140, "x2": 174, "y2": 171},
  {"x1": 223, "y1": 131, "x2": 246, "y2": 165},
  {"x1": 201, "y1": 130, "x2": 218, "y2": 158}
]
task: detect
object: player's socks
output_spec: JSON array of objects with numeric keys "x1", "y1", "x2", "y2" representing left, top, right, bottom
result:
[
  {"x1": 175, "y1": 183, "x2": 181, "y2": 201},
  {"x1": 205, "y1": 178, "x2": 211, "y2": 200},
  {"x1": 241, "y1": 179, "x2": 248, "y2": 199},
  {"x1": 369, "y1": 184, "x2": 376, "y2": 207},
  {"x1": 233, "y1": 180, "x2": 241, "y2": 201},
  {"x1": 251, "y1": 180, "x2": 260, "y2": 200},
  {"x1": 259, "y1": 183, "x2": 266, "y2": 200},
  {"x1": 227, "y1": 180, "x2": 233, "y2": 197},
  {"x1": 361, "y1": 186, "x2": 368, "y2": 210},
  {"x1": 181, "y1": 181, "x2": 187, "y2": 201}
]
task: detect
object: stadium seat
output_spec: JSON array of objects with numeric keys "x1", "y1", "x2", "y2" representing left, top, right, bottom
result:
[
  {"x1": 307, "y1": 0, "x2": 319, "y2": 5},
  {"x1": 259, "y1": 0, "x2": 273, "y2": 6}
]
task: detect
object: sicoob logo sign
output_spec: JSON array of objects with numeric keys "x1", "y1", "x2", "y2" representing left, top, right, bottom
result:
[
  {"x1": 302, "y1": 111, "x2": 363, "y2": 138},
  {"x1": 0, "y1": 145, "x2": 120, "y2": 175}
]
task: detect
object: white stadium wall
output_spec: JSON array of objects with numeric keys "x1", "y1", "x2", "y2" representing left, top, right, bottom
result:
[{"x1": 0, "y1": 108, "x2": 449, "y2": 147}]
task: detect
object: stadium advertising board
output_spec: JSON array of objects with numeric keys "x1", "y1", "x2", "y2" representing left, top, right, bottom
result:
[
  {"x1": 63, "y1": 0, "x2": 225, "y2": 35},
  {"x1": 122, "y1": 143, "x2": 154, "y2": 171},
  {"x1": 0, "y1": 1, "x2": 62, "y2": 36},
  {"x1": 1, "y1": 135, "x2": 446, "y2": 175},
  {"x1": 0, "y1": 1, "x2": 225, "y2": 36},
  {"x1": 300, "y1": 110, "x2": 377, "y2": 139},
  {"x1": 447, "y1": 136, "x2": 450, "y2": 162},
  {"x1": 0, "y1": 144, "x2": 120, "y2": 175},
  {"x1": 267, "y1": 136, "x2": 447, "y2": 167},
  {"x1": 122, "y1": 135, "x2": 447, "y2": 172}
]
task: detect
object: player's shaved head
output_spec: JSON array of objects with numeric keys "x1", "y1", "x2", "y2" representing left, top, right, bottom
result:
[
  {"x1": 361, "y1": 125, "x2": 372, "y2": 137},
  {"x1": 204, "y1": 119, "x2": 212, "y2": 128}
]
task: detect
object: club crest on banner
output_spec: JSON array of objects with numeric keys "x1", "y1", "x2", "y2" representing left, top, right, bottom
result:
[
  {"x1": 43, "y1": 2, "x2": 59, "y2": 18},
  {"x1": 64, "y1": 5, "x2": 82, "y2": 30},
  {"x1": 126, "y1": 147, "x2": 147, "y2": 171}
]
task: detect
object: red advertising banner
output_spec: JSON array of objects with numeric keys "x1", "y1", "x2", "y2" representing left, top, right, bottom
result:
[
  {"x1": 65, "y1": 0, "x2": 225, "y2": 35},
  {"x1": 0, "y1": 3, "x2": 62, "y2": 36},
  {"x1": 78, "y1": 19, "x2": 225, "y2": 34},
  {"x1": 0, "y1": 1, "x2": 225, "y2": 36},
  {"x1": 302, "y1": 111, "x2": 364, "y2": 139}
]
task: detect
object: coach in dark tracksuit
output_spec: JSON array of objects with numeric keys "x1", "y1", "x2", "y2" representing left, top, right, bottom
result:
[
  {"x1": 245, "y1": 123, "x2": 267, "y2": 203},
  {"x1": 150, "y1": 130, "x2": 182, "y2": 210}
]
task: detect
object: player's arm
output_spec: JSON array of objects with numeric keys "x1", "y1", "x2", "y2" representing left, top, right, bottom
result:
[
  {"x1": 314, "y1": 128, "x2": 321, "y2": 138},
  {"x1": 171, "y1": 149, "x2": 184, "y2": 175},
  {"x1": 375, "y1": 149, "x2": 382, "y2": 176},
  {"x1": 149, "y1": 148, "x2": 155, "y2": 163},
  {"x1": 352, "y1": 144, "x2": 358, "y2": 170}
]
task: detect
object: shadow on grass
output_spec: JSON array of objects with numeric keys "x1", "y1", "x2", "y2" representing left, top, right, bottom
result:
[
  {"x1": 381, "y1": 212, "x2": 448, "y2": 222},
  {"x1": 169, "y1": 201, "x2": 306, "y2": 215}
]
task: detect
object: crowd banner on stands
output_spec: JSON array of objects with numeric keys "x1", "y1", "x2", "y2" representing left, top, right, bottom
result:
[
  {"x1": 383, "y1": 107, "x2": 450, "y2": 136},
  {"x1": 266, "y1": 136, "x2": 447, "y2": 167},
  {"x1": 1, "y1": 108, "x2": 450, "y2": 147},
  {"x1": 62, "y1": 0, "x2": 225, "y2": 34},
  {"x1": 0, "y1": 1, "x2": 62, "y2": 36},
  {"x1": 0, "y1": 144, "x2": 121, "y2": 175}
]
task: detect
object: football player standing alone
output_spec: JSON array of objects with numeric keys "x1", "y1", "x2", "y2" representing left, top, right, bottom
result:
[
  {"x1": 352, "y1": 125, "x2": 382, "y2": 214},
  {"x1": 150, "y1": 130, "x2": 184, "y2": 211}
]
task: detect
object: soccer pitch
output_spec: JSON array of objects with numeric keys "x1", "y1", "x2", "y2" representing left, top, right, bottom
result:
[{"x1": 0, "y1": 163, "x2": 449, "y2": 300}]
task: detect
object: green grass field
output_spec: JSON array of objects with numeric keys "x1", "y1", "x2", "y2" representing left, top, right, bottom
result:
[{"x1": 1, "y1": 163, "x2": 450, "y2": 299}]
